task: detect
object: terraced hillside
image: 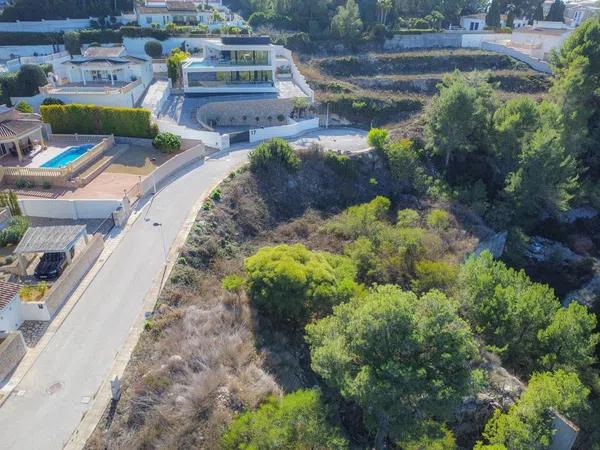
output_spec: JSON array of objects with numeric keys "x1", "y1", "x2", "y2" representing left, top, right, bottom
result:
[{"x1": 298, "y1": 49, "x2": 551, "y2": 132}]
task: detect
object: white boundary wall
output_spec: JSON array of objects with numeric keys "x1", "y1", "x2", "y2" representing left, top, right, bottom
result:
[
  {"x1": 273, "y1": 46, "x2": 315, "y2": 102},
  {"x1": 18, "y1": 198, "x2": 123, "y2": 219},
  {"x1": 0, "y1": 45, "x2": 65, "y2": 60},
  {"x1": 481, "y1": 41, "x2": 552, "y2": 73},
  {"x1": 249, "y1": 117, "x2": 319, "y2": 143},
  {"x1": 461, "y1": 33, "x2": 509, "y2": 47},
  {"x1": 0, "y1": 16, "x2": 132, "y2": 32},
  {"x1": 139, "y1": 143, "x2": 209, "y2": 195}
]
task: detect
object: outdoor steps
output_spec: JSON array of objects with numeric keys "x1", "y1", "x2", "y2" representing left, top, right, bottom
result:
[{"x1": 74, "y1": 144, "x2": 129, "y2": 187}]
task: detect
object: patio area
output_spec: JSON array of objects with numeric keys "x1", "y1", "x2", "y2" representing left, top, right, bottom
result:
[{"x1": 0, "y1": 136, "x2": 104, "y2": 169}]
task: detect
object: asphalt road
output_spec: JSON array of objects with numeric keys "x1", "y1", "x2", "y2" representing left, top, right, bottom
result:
[
  {"x1": 0, "y1": 128, "x2": 368, "y2": 450},
  {"x1": 0, "y1": 148, "x2": 250, "y2": 450}
]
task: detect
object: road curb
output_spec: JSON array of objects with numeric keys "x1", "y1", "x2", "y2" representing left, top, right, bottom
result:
[{"x1": 63, "y1": 152, "x2": 247, "y2": 450}]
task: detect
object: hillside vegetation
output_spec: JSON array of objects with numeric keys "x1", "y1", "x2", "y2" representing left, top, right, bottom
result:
[{"x1": 299, "y1": 49, "x2": 550, "y2": 130}]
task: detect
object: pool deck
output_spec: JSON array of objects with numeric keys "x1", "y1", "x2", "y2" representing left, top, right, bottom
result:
[{"x1": 0, "y1": 137, "x2": 103, "y2": 169}]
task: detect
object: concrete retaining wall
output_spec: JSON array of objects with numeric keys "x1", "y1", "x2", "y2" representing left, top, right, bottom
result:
[
  {"x1": 20, "y1": 301, "x2": 51, "y2": 321},
  {"x1": 139, "y1": 143, "x2": 210, "y2": 195},
  {"x1": 45, "y1": 234, "x2": 104, "y2": 317},
  {"x1": 384, "y1": 31, "x2": 507, "y2": 50},
  {"x1": 18, "y1": 198, "x2": 123, "y2": 220},
  {"x1": 481, "y1": 41, "x2": 552, "y2": 73},
  {"x1": 249, "y1": 117, "x2": 319, "y2": 143},
  {"x1": 0, "y1": 332, "x2": 26, "y2": 382},
  {"x1": 198, "y1": 97, "x2": 293, "y2": 128}
]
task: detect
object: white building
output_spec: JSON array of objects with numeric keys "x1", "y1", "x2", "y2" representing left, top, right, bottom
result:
[
  {"x1": 460, "y1": 12, "x2": 529, "y2": 30},
  {"x1": 564, "y1": 1, "x2": 600, "y2": 26},
  {"x1": 460, "y1": 13, "x2": 487, "y2": 31},
  {"x1": 136, "y1": 0, "x2": 244, "y2": 29},
  {"x1": 54, "y1": 46, "x2": 153, "y2": 87},
  {"x1": 182, "y1": 36, "x2": 279, "y2": 94},
  {"x1": 0, "y1": 281, "x2": 23, "y2": 333},
  {"x1": 26, "y1": 46, "x2": 154, "y2": 108}
]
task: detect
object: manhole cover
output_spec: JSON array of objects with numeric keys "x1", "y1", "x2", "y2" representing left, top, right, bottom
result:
[{"x1": 46, "y1": 382, "x2": 64, "y2": 395}]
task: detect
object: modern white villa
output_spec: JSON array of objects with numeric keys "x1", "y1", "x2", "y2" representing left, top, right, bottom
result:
[
  {"x1": 182, "y1": 36, "x2": 279, "y2": 94},
  {"x1": 33, "y1": 46, "x2": 153, "y2": 108}
]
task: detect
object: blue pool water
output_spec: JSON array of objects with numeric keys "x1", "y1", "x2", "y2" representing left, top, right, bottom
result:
[{"x1": 41, "y1": 144, "x2": 95, "y2": 168}]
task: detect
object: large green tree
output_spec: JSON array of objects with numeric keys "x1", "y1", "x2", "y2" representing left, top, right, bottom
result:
[
  {"x1": 476, "y1": 370, "x2": 590, "y2": 449},
  {"x1": 331, "y1": 0, "x2": 363, "y2": 41},
  {"x1": 424, "y1": 72, "x2": 497, "y2": 178},
  {"x1": 486, "y1": 0, "x2": 502, "y2": 27},
  {"x1": 306, "y1": 285, "x2": 478, "y2": 449},
  {"x1": 503, "y1": 128, "x2": 579, "y2": 227},
  {"x1": 244, "y1": 243, "x2": 358, "y2": 323},
  {"x1": 221, "y1": 389, "x2": 349, "y2": 449},
  {"x1": 551, "y1": 18, "x2": 600, "y2": 175}
]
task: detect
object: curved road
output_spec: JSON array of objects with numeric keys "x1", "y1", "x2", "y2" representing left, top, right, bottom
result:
[{"x1": 0, "y1": 129, "x2": 368, "y2": 450}]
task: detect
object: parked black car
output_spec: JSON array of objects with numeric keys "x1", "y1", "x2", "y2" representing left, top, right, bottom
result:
[{"x1": 34, "y1": 252, "x2": 67, "y2": 280}]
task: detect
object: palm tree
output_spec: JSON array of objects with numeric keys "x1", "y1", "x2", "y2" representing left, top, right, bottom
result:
[{"x1": 377, "y1": 0, "x2": 393, "y2": 25}]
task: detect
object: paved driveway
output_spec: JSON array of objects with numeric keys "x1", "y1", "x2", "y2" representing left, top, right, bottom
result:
[
  {"x1": 0, "y1": 147, "x2": 251, "y2": 450},
  {"x1": 288, "y1": 128, "x2": 369, "y2": 153}
]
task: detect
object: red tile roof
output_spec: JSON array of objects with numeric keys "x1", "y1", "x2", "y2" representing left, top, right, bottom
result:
[{"x1": 0, "y1": 280, "x2": 20, "y2": 312}]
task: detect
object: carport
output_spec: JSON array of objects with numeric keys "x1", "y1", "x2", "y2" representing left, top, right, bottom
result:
[{"x1": 13, "y1": 225, "x2": 88, "y2": 276}]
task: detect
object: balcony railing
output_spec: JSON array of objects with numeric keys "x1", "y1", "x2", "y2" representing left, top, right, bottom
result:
[
  {"x1": 188, "y1": 80, "x2": 275, "y2": 88},
  {"x1": 40, "y1": 79, "x2": 142, "y2": 95}
]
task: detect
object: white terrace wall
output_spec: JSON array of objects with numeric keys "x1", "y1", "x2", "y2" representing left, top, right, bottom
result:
[
  {"x1": 0, "y1": 45, "x2": 65, "y2": 60},
  {"x1": 45, "y1": 234, "x2": 104, "y2": 317},
  {"x1": 124, "y1": 36, "x2": 209, "y2": 57},
  {"x1": 11, "y1": 82, "x2": 146, "y2": 112},
  {"x1": 0, "y1": 16, "x2": 131, "y2": 33},
  {"x1": 384, "y1": 31, "x2": 507, "y2": 51},
  {"x1": 249, "y1": 117, "x2": 319, "y2": 143},
  {"x1": 18, "y1": 198, "x2": 123, "y2": 220},
  {"x1": 139, "y1": 143, "x2": 212, "y2": 195},
  {"x1": 481, "y1": 41, "x2": 552, "y2": 73}
]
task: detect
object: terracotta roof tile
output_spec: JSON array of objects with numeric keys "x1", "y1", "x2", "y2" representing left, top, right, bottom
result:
[{"x1": 0, "y1": 281, "x2": 20, "y2": 312}]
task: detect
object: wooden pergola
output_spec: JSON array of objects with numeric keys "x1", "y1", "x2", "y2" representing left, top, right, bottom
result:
[{"x1": 0, "y1": 120, "x2": 46, "y2": 162}]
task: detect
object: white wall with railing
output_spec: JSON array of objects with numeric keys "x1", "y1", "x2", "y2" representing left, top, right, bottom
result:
[
  {"x1": 273, "y1": 46, "x2": 315, "y2": 103},
  {"x1": 18, "y1": 198, "x2": 124, "y2": 219},
  {"x1": 249, "y1": 117, "x2": 319, "y2": 143},
  {"x1": 5, "y1": 51, "x2": 71, "y2": 73},
  {"x1": 0, "y1": 45, "x2": 65, "y2": 60}
]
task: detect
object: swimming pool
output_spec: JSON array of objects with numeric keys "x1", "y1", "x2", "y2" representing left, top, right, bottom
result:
[{"x1": 41, "y1": 144, "x2": 95, "y2": 169}]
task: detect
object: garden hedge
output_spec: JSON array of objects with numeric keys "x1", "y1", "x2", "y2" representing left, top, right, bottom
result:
[{"x1": 41, "y1": 104, "x2": 157, "y2": 138}]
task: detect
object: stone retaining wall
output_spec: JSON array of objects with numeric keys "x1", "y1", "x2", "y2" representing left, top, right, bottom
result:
[
  {"x1": 0, "y1": 332, "x2": 26, "y2": 382},
  {"x1": 198, "y1": 97, "x2": 293, "y2": 128}
]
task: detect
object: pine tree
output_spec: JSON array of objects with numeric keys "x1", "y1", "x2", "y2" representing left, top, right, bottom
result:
[
  {"x1": 486, "y1": 0, "x2": 501, "y2": 27},
  {"x1": 546, "y1": 0, "x2": 565, "y2": 21}
]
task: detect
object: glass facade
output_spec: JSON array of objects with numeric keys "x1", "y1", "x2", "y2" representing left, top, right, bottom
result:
[
  {"x1": 187, "y1": 70, "x2": 273, "y2": 87},
  {"x1": 218, "y1": 50, "x2": 269, "y2": 65}
]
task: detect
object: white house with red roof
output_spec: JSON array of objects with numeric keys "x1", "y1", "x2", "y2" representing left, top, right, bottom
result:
[{"x1": 0, "y1": 280, "x2": 23, "y2": 333}]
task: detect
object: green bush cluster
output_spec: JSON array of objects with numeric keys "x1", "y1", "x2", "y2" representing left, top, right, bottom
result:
[
  {"x1": 0, "y1": 216, "x2": 29, "y2": 248},
  {"x1": 0, "y1": 64, "x2": 48, "y2": 102},
  {"x1": 152, "y1": 132, "x2": 181, "y2": 153},
  {"x1": 0, "y1": 190, "x2": 21, "y2": 215},
  {"x1": 40, "y1": 104, "x2": 157, "y2": 138},
  {"x1": 324, "y1": 93, "x2": 423, "y2": 125},
  {"x1": 0, "y1": 31, "x2": 62, "y2": 45},
  {"x1": 249, "y1": 138, "x2": 300, "y2": 172}
]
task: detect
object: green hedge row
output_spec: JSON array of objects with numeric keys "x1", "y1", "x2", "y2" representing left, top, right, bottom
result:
[
  {"x1": 40, "y1": 104, "x2": 158, "y2": 138},
  {"x1": 78, "y1": 29, "x2": 122, "y2": 43}
]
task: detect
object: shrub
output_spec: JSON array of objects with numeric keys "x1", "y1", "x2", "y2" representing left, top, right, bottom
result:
[
  {"x1": 41, "y1": 97, "x2": 64, "y2": 106},
  {"x1": 221, "y1": 274, "x2": 245, "y2": 296},
  {"x1": 244, "y1": 243, "x2": 358, "y2": 323},
  {"x1": 397, "y1": 208, "x2": 420, "y2": 228},
  {"x1": 144, "y1": 40, "x2": 163, "y2": 58},
  {"x1": 41, "y1": 104, "x2": 156, "y2": 138},
  {"x1": 0, "y1": 215, "x2": 29, "y2": 247},
  {"x1": 64, "y1": 31, "x2": 81, "y2": 55},
  {"x1": 221, "y1": 390, "x2": 348, "y2": 449},
  {"x1": 426, "y1": 209, "x2": 451, "y2": 231},
  {"x1": 367, "y1": 127, "x2": 389, "y2": 150},
  {"x1": 411, "y1": 260, "x2": 459, "y2": 294},
  {"x1": 19, "y1": 281, "x2": 48, "y2": 301},
  {"x1": 15, "y1": 100, "x2": 32, "y2": 113},
  {"x1": 16, "y1": 64, "x2": 47, "y2": 96},
  {"x1": 0, "y1": 190, "x2": 21, "y2": 215},
  {"x1": 249, "y1": 138, "x2": 300, "y2": 172},
  {"x1": 152, "y1": 132, "x2": 181, "y2": 153},
  {"x1": 15, "y1": 178, "x2": 34, "y2": 189}
]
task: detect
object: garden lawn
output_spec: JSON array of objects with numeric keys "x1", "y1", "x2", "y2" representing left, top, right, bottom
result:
[{"x1": 105, "y1": 145, "x2": 176, "y2": 176}]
